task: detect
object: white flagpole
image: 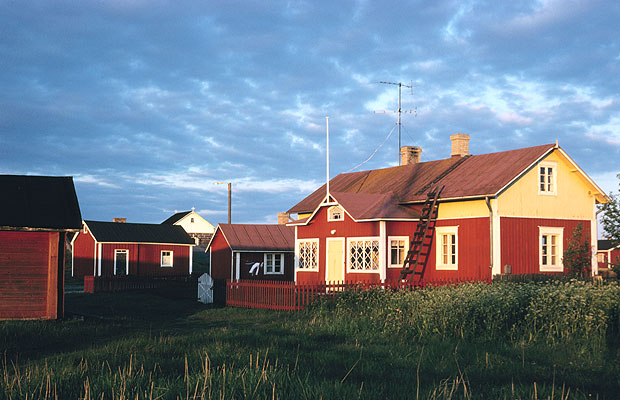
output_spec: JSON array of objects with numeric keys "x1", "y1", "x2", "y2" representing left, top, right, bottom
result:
[{"x1": 326, "y1": 116, "x2": 330, "y2": 200}]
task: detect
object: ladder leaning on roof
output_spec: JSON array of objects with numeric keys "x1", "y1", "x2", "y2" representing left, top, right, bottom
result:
[{"x1": 399, "y1": 185, "x2": 444, "y2": 282}]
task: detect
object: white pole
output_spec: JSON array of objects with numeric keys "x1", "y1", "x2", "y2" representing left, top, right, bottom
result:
[{"x1": 326, "y1": 116, "x2": 330, "y2": 199}]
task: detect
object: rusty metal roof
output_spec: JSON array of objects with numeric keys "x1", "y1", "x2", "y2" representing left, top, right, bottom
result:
[
  {"x1": 217, "y1": 224, "x2": 294, "y2": 251},
  {"x1": 288, "y1": 143, "x2": 555, "y2": 215}
]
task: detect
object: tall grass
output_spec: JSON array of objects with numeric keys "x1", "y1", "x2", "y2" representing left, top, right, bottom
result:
[
  {"x1": 308, "y1": 280, "x2": 620, "y2": 346},
  {"x1": 1, "y1": 283, "x2": 619, "y2": 399}
]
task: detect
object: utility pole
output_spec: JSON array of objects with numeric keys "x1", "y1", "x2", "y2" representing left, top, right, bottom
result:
[{"x1": 374, "y1": 81, "x2": 414, "y2": 165}]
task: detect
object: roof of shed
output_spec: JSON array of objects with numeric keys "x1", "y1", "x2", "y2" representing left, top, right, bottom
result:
[
  {"x1": 84, "y1": 220, "x2": 195, "y2": 245},
  {"x1": 288, "y1": 144, "x2": 555, "y2": 215},
  {"x1": 215, "y1": 224, "x2": 294, "y2": 251},
  {"x1": 161, "y1": 211, "x2": 191, "y2": 225},
  {"x1": 0, "y1": 175, "x2": 82, "y2": 231},
  {"x1": 598, "y1": 240, "x2": 619, "y2": 251}
]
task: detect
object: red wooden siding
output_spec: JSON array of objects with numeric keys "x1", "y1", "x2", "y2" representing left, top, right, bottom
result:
[
  {"x1": 296, "y1": 206, "x2": 380, "y2": 282},
  {"x1": 72, "y1": 227, "x2": 95, "y2": 277},
  {"x1": 98, "y1": 243, "x2": 190, "y2": 277},
  {"x1": 0, "y1": 231, "x2": 64, "y2": 320},
  {"x1": 210, "y1": 230, "x2": 232, "y2": 280},
  {"x1": 500, "y1": 217, "x2": 591, "y2": 275},
  {"x1": 73, "y1": 229, "x2": 191, "y2": 277}
]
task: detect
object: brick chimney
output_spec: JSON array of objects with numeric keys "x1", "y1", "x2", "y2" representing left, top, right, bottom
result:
[
  {"x1": 450, "y1": 133, "x2": 470, "y2": 157},
  {"x1": 113, "y1": 218, "x2": 126, "y2": 223},
  {"x1": 400, "y1": 146, "x2": 422, "y2": 165},
  {"x1": 277, "y1": 212, "x2": 290, "y2": 225}
]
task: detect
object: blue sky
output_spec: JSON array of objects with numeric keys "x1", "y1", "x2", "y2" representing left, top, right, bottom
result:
[{"x1": 1, "y1": 0, "x2": 619, "y2": 225}]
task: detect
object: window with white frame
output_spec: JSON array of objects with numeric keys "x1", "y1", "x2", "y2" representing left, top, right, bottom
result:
[
  {"x1": 388, "y1": 236, "x2": 408, "y2": 268},
  {"x1": 297, "y1": 239, "x2": 319, "y2": 270},
  {"x1": 328, "y1": 206, "x2": 344, "y2": 221},
  {"x1": 114, "y1": 249, "x2": 129, "y2": 275},
  {"x1": 161, "y1": 250, "x2": 173, "y2": 268},
  {"x1": 539, "y1": 227, "x2": 563, "y2": 271},
  {"x1": 264, "y1": 253, "x2": 284, "y2": 275},
  {"x1": 348, "y1": 238, "x2": 380, "y2": 271},
  {"x1": 436, "y1": 226, "x2": 458, "y2": 270},
  {"x1": 538, "y1": 162, "x2": 557, "y2": 195}
]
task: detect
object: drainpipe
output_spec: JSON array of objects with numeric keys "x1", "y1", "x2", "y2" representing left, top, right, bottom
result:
[{"x1": 485, "y1": 197, "x2": 493, "y2": 272}]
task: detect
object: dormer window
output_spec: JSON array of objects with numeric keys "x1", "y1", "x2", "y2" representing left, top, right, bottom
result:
[
  {"x1": 328, "y1": 206, "x2": 344, "y2": 221},
  {"x1": 538, "y1": 162, "x2": 557, "y2": 195}
]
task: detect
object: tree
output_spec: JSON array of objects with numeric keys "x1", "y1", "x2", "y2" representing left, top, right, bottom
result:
[
  {"x1": 563, "y1": 223, "x2": 591, "y2": 278},
  {"x1": 600, "y1": 173, "x2": 620, "y2": 246}
]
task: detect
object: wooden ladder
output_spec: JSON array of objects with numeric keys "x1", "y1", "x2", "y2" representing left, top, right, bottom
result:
[{"x1": 399, "y1": 186, "x2": 444, "y2": 281}]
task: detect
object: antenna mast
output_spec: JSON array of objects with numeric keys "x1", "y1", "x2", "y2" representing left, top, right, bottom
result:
[{"x1": 374, "y1": 81, "x2": 414, "y2": 165}]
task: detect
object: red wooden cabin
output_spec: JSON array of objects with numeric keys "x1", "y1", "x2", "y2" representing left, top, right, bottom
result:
[
  {"x1": 207, "y1": 224, "x2": 294, "y2": 281},
  {"x1": 597, "y1": 240, "x2": 620, "y2": 275},
  {"x1": 0, "y1": 175, "x2": 82, "y2": 320},
  {"x1": 287, "y1": 135, "x2": 608, "y2": 284},
  {"x1": 71, "y1": 220, "x2": 194, "y2": 277}
]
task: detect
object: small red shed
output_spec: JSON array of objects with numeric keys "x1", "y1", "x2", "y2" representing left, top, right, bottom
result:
[
  {"x1": 207, "y1": 224, "x2": 294, "y2": 281},
  {"x1": 597, "y1": 240, "x2": 620, "y2": 274},
  {"x1": 0, "y1": 175, "x2": 82, "y2": 320},
  {"x1": 71, "y1": 220, "x2": 195, "y2": 277}
]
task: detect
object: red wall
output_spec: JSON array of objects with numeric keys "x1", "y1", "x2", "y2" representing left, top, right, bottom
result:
[
  {"x1": 295, "y1": 210, "x2": 491, "y2": 283},
  {"x1": 236, "y1": 252, "x2": 295, "y2": 281},
  {"x1": 209, "y1": 230, "x2": 232, "y2": 280},
  {"x1": 0, "y1": 230, "x2": 64, "y2": 320},
  {"x1": 72, "y1": 229, "x2": 191, "y2": 277},
  {"x1": 501, "y1": 217, "x2": 591, "y2": 275},
  {"x1": 296, "y1": 207, "x2": 379, "y2": 282},
  {"x1": 73, "y1": 228, "x2": 95, "y2": 277}
]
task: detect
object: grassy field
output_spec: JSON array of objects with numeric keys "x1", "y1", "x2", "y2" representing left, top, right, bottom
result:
[{"x1": 1, "y1": 282, "x2": 620, "y2": 399}]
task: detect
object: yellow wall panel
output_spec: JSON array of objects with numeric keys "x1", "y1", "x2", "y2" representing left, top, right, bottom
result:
[
  {"x1": 438, "y1": 199, "x2": 489, "y2": 219},
  {"x1": 498, "y1": 150, "x2": 595, "y2": 219}
]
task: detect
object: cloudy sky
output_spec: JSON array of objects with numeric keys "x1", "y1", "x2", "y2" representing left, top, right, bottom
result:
[{"x1": 1, "y1": 0, "x2": 619, "y2": 226}]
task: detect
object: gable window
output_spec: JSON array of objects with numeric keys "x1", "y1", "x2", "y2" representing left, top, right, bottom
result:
[
  {"x1": 328, "y1": 206, "x2": 344, "y2": 221},
  {"x1": 538, "y1": 162, "x2": 557, "y2": 195},
  {"x1": 388, "y1": 236, "x2": 408, "y2": 268},
  {"x1": 539, "y1": 227, "x2": 563, "y2": 271},
  {"x1": 436, "y1": 226, "x2": 458, "y2": 270},
  {"x1": 348, "y1": 237, "x2": 380, "y2": 272},
  {"x1": 297, "y1": 239, "x2": 319, "y2": 270},
  {"x1": 264, "y1": 253, "x2": 284, "y2": 275},
  {"x1": 161, "y1": 250, "x2": 173, "y2": 268},
  {"x1": 114, "y1": 249, "x2": 129, "y2": 275},
  {"x1": 191, "y1": 217, "x2": 195, "y2": 223}
]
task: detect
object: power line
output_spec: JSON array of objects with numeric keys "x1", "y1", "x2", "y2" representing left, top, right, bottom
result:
[{"x1": 345, "y1": 123, "x2": 397, "y2": 173}]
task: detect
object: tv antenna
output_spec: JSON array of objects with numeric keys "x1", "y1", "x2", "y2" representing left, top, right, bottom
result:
[{"x1": 374, "y1": 81, "x2": 416, "y2": 165}]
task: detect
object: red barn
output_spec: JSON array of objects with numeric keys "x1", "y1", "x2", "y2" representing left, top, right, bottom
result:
[
  {"x1": 71, "y1": 220, "x2": 194, "y2": 277},
  {"x1": 0, "y1": 175, "x2": 82, "y2": 320},
  {"x1": 287, "y1": 135, "x2": 608, "y2": 284},
  {"x1": 207, "y1": 224, "x2": 294, "y2": 281}
]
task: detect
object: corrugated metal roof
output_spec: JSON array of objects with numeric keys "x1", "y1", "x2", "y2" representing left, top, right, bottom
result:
[
  {"x1": 218, "y1": 224, "x2": 294, "y2": 251},
  {"x1": 288, "y1": 144, "x2": 555, "y2": 215},
  {"x1": 0, "y1": 175, "x2": 82, "y2": 231},
  {"x1": 85, "y1": 220, "x2": 195, "y2": 245},
  {"x1": 161, "y1": 211, "x2": 191, "y2": 225}
]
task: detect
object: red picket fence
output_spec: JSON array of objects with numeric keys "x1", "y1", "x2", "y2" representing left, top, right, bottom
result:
[
  {"x1": 84, "y1": 275, "x2": 196, "y2": 294},
  {"x1": 226, "y1": 277, "x2": 490, "y2": 311}
]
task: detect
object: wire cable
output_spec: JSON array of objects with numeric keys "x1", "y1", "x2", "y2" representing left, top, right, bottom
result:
[{"x1": 344, "y1": 123, "x2": 397, "y2": 173}]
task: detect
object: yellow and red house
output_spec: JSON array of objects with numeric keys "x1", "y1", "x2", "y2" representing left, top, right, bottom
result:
[{"x1": 287, "y1": 135, "x2": 609, "y2": 283}]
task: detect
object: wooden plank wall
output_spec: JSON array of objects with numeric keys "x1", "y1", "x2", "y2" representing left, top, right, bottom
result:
[{"x1": 0, "y1": 230, "x2": 54, "y2": 319}]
